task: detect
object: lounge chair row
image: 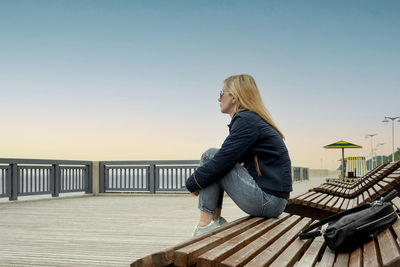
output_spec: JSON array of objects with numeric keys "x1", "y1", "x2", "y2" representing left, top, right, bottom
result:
[
  {"x1": 314, "y1": 162, "x2": 400, "y2": 197},
  {"x1": 132, "y1": 162, "x2": 400, "y2": 266},
  {"x1": 132, "y1": 197, "x2": 400, "y2": 267}
]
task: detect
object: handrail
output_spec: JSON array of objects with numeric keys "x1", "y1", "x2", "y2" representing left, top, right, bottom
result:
[
  {"x1": 1, "y1": 158, "x2": 311, "y2": 200},
  {"x1": 0, "y1": 158, "x2": 92, "y2": 200},
  {"x1": 0, "y1": 158, "x2": 92, "y2": 165},
  {"x1": 99, "y1": 160, "x2": 200, "y2": 194}
]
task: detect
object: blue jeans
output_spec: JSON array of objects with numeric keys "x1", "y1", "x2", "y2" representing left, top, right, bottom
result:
[{"x1": 198, "y1": 148, "x2": 287, "y2": 218}]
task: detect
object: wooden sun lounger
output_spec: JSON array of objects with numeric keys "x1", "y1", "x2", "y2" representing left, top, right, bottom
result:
[
  {"x1": 322, "y1": 163, "x2": 389, "y2": 189},
  {"x1": 131, "y1": 197, "x2": 400, "y2": 267},
  {"x1": 286, "y1": 162, "x2": 400, "y2": 219},
  {"x1": 314, "y1": 162, "x2": 400, "y2": 197}
]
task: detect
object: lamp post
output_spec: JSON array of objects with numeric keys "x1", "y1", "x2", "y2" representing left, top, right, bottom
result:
[
  {"x1": 373, "y1": 148, "x2": 378, "y2": 166},
  {"x1": 377, "y1": 143, "x2": 385, "y2": 165},
  {"x1": 365, "y1": 134, "x2": 377, "y2": 170},
  {"x1": 382, "y1": 116, "x2": 400, "y2": 162}
]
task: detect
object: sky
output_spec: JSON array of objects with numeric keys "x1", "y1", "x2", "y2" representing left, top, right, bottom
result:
[{"x1": 1, "y1": 0, "x2": 399, "y2": 170}]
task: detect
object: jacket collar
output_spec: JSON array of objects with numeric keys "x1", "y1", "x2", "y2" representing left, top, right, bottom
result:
[{"x1": 227, "y1": 110, "x2": 249, "y2": 130}]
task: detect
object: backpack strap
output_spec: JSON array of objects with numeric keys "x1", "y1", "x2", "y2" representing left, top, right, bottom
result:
[
  {"x1": 299, "y1": 189, "x2": 398, "y2": 239},
  {"x1": 298, "y1": 203, "x2": 370, "y2": 239},
  {"x1": 381, "y1": 189, "x2": 398, "y2": 202}
]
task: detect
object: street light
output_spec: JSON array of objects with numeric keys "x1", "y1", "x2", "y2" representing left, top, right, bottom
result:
[
  {"x1": 382, "y1": 116, "x2": 400, "y2": 162},
  {"x1": 376, "y1": 142, "x2": 385, "y2": 165},
  {"x1": 365, "y1": 134, "x2": 377, "y2": 169},
  {"x1": 373, "y1": 148, "x2": 378, "y2": 166}
]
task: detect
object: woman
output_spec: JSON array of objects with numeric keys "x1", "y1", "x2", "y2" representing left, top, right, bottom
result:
[{"x1": 185, "y1": 74, "x2": 292, "y2": 236}]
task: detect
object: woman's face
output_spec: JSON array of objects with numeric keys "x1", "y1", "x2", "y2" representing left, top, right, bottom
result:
[{"x1": 218, "y1": 88, "x2": 236, "y2": 117}]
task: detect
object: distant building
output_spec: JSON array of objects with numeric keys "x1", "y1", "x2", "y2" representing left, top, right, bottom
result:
[{"x1": 344, "y1": 156, "x2": 366, "y2": 178}]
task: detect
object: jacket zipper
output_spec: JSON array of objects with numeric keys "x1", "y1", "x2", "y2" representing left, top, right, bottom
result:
[
  {"x1": 355, "y1": 210, "x2": 397, "y2": 231},
  {"x1": 254, "y1": 155, "x2": 262, "y2": 176}
]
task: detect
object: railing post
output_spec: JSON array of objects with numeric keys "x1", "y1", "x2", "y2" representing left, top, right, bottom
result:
[
  {"x1": 9, "y1": 164, "x2": 18, "y2": 201},
  {"x1": 300, "y1": 167, "x2": 304, "y2": 181},
  {"x1": 99, "y1": 163, "x2": 105, "y2": 193},
  {"x1": 52, "y1": 164, "x2": 60, "y2": 197},
  {"x1": 4, "y1": 166, "x2": 11, "y2": 198},
  {"x1": 86, "y1": 163, "x2": 93, "y2": 194},
  {"x1": 91, "y1": 162, "x2": 98, "y2": 195},
  {"x1": 149, "y1": 163, "x2": 156, "y2": 194}
]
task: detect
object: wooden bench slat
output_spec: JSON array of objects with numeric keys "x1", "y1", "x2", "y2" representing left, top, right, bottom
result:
[
  {"x1": 357, "y1": 194, "x2": 364, "y2": 206},
  {"x1": 292, "y1": 192, "x2": 315, "y2": 204},
  {"x1": 174, "y1": 235, "x2": 220, "y2": 267},
  {"x1": 382, "y1": 177, "x2": 396, "y2": 186},
  {"x1": 132, "y1": 216, "x2": 254, "y2": 267},
  {"x1": 326, "y1": 196, "x2": 339, "y2": 210},
  {"x1": 303, "y1": 192, "x2": 323, "y2": 206},
  {"x1": 348, "y1": 247, "x2": 362, "y2": 267},
  {"x1": 377, "y1": 228, "x2": 400, "y2": 267},
  {"x1": 363, "y1": 238, "x2": 380, "y2": 267},
  {"x1": 372, "y1": 184, "x2": 384, "y2": 196},
  {"x1": 340, "y1": 198, "x2": 350, "y2": 212},
  {"x1": 131, "y1": 251, "x2": 172, "y2": 267},
  {"x1": 324, "y1": 185, "x2": 334, "y2": 193},
  {"x1": 377, "y1": 180, "x2": 390, "y2": 190},
  {"x1": 243, "y1": 217, "x2": 312, "y2": 267},
  {"x1": 133, "y1": 161, "x2": 400, "y2": 267},
  {"x1": 316, "y1": 247, "x2": 335, "y2": 267},
  {"x1": 333, "y1": 252, "x2": 350, "y2": 267},
  {"x1": 269, "y1": 232, "x2": 314, "y2": 267},
  {"x1": 363, "y1": 190, "x2": 371, "y2": 203},
  {"x1": 174, "y1": 217, "x2": 265, "y2": 267},
  {"x1": 391, "y1": 215, "x2": 400, "y2": 239},
  {"x1": 367, "y1": 187, "x2": 378, "y2": 201},
  {"x1": 310, "y1": 193, "x2": 328, "y2": 208},
  {"x1": 348, "y1": 198, "x2": 357, "y2": 209},
  {"x1": 220, "y1": 215, "x2": 302, "y2": 267},
  {"x1": 332, "y1": 198, "x2": 345, "y2": 213},
  {"x1": 197, "y1": 214, "x2": 290, "y2": 267},
  {"x1": 344, "y1": 188, "x2": 352, "y2": 198},
  {"x1": 339, "y1": 187, "x2": 347, "y2": 196},
  {"x1": 391, "y1": 197, "x2": 400, "y2": 212},
  {"x1": 348, "y1": 189, "x2": 355, "y2": 198},
  {"x1": 171, "y1": 216, "x2": 252, "y2": 260},
  {"x1": 387, "y1": 173, "x2": 400, "y2": 178},
  {"x1": 295, "y1": 236, "x2": 325, "y2": 267},
  {"x1": 317, "y1": 195, "x2": 335, "y2": 210}
]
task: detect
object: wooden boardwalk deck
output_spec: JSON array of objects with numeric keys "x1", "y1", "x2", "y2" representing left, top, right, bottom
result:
[
  {"x1": 0, "y1": 177, "x2": 319, "y2": 266},
  {"x1": 0, "y1": 195, "x2": 247, "y2": 266}
]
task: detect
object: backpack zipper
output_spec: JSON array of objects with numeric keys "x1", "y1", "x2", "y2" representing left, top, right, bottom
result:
[{"x1": 355, "y1": 210, "x2": 397, "y2": 231}]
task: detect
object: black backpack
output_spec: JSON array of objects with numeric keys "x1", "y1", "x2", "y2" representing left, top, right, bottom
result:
[{"x1": 298, "y1": 189, "x2": 398, "y2": 252}]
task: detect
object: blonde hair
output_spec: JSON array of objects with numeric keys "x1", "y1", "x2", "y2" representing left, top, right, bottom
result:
[{"x1": 224, "y1": 74, "x2": 285, "y2": 139}]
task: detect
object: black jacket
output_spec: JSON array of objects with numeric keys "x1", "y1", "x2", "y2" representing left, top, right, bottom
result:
[{"x1": 185, "y1": 110, "x2": 293, "y2": 196}]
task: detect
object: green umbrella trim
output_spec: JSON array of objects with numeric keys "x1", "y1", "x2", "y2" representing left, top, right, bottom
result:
[{"x1": 324, "y1": 140, "x2": 362, "y2": 149}]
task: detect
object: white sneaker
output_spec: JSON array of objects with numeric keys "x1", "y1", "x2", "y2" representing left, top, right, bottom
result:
[
  {"x1": 193, "y1": 220, "x2": 220, "y2": 236},
  {"x1": 217, "y1": 216, "x2": 228, "y2": 226}
]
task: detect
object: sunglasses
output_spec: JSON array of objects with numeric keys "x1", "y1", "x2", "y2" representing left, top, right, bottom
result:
[{"x1": 219, "y1": 90, "x2": 232, "y2": 98}]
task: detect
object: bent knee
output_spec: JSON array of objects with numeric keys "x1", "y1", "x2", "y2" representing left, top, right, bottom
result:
[{"x1": 200, "y1": 148, "x2": 219, "y2": 164}]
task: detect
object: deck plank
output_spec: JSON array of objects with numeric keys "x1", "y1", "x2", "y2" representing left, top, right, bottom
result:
[
  {"x1": 0, "y1": 195, "x2": 247, "y2": 266},
  {"x1": 0, "y1": 176, "x2": 327, "y2": 267}
]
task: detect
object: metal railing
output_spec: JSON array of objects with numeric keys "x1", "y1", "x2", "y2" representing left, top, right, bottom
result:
[
  {"x1": 0, "y1": 165, "x2": 10, "y2": 198},
  {"x1": 302, "y1": 167, "x2": 309, "y2": 181},
  {"x1": 0, "y1": 159, "x2": 92, "y2": 200},
  {"x1": 1, "y1": 158, "x2": 310, "y2": 199},
  {"x1": 292, "y1": 167, "x2": 309, "y2": 181},
  {"x1": 99, "y1": 160, "x2": 200, "y2": 193},
  {"x1": 100, "y1": 161, "x2": 309, "y2": 192}
]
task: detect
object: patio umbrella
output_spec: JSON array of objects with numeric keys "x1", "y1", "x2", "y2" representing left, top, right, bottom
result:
[{"x1": 324, "y1": 140, "x2": 362, "y2": 179}]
